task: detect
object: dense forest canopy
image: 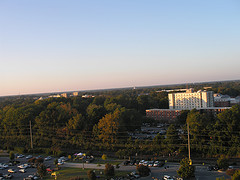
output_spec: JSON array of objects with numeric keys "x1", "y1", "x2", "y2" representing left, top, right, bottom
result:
[{"x1": 0, "y1": 80, "x2": 240, "y2": 158}]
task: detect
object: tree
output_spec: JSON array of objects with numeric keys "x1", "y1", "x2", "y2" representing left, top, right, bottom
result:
[
  {"x1": 54, "y1": 158, "x2": 59, "y2": 169},
  {"x1": 217, "y1": 155, "x2": 229, "y2": 170},
  {"x1": 232, "y1": 170, "x2": 240, "y2": 180},
  {"x1": 9, "y1": 151, "x2": 15, "y2": 161},
  {"x1": 37, "y1": 163, "x2": 47, "y2": 179},
  {"x1": 87, "y1": 170, "x2": 96, "y2": 180},
  {"x1": 136, "y1": 164, "x2": 151, "y2": 177},
  {"x1": 177, "y1": 158, "x2": 195, "y2": 178},
  {"x1": 165, "y1": 124, "x2": 179, "y2": 152},
  {"x1": 102, "y1": 154, "x2": 107, "y2": 160},
  {"x1": 104, "y1": 163, "x2": 115, "y2": 177},
  {"x1": 97, "y1": 109, "x2": 121, "y2": 147}
]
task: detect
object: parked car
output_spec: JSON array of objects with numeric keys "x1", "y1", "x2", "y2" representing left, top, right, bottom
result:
[
  {"x1": 17, "y1": 154, "x2": 25, "y2": 158},
  {"x1": 8, "y1": 169, "x2": 16, "y2": 173},
  {"x1": 44, "y1": 156, "x2": 52, "y2": 161},
  {"x1": 164, "y1": 175, "x2": 174, "y2": 180},
  {"x1": 19, "y1": 169, "x2": 26, "y2": 173},
  {"x1": 124, "y1": 161, "x2": 130, "y2": 166},
  {"x1": 130, "y1": 171, "x2": 140, "y2": 178},
  {"x1": 26, "y1": 155, "x2": 33, "y2": 159},
  {"x1": 58, "y1": 161, "x2": 64, "y2": 165},
  {"x1": 3, "y1": 174, "x2": 13, "y2": 179}
]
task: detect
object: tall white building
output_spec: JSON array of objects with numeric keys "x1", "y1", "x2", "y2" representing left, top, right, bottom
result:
[{"x1": 168, "y1": 88, "x2": 214, "y2": 110}]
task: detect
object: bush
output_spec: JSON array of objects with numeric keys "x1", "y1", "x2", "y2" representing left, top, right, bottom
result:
[
  {"x1": 226, "y1": 169, "x2": 236, "y2": 176},
  {"x1": 104, "y1": 163, "x2": 114, "y2": 177},
  {"x1": 136, "y1": 164, "x2": 151, "y2": 177},
  {"x1": 217, "y1": 155, "x2": 229, "y2": 170},
  {"x1": 232, "y1": 170, "x2": 240, "y2": 180},
  {"x1": 177, "y1": 158, "x2": 195, "y2": 178},
  {"x1": 87, "y1": 170, "x2": 96, "y2": 180},
  {"x1": 37, "y1": 163, "x2": 47, "y2": 178},
  {"x1": 102, "y1": 154, "x2": 107, "y2": 160}
]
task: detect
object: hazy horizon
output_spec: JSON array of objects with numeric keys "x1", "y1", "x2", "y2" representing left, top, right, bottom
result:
[{"x1": 1, "y1": 0, "x2": 240, "y2": 96}]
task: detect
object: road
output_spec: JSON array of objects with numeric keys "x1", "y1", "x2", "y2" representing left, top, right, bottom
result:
[
  {"x1": 63, "y1": 162, "x2": 231, "y2": 180},
  {"x1": 0, "y1": 156, "x2": 232, "y2": 180}
]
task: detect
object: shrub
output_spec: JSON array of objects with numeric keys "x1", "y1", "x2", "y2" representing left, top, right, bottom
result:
[
  {"x1": 37, "y1": 163, "x2": 47, "y2": 178},
  {"x1": 87, "y1": 170, "x2": 96, "y2": 180},
  {"x1": 136, "y1": 164, "x2": 151, "y2": 177},
  {"x1": 217, "y1": 155, "x2": 229, "y2": 170},
  {"x1": 226, "y1": 169, "x2": 236, "y2": 176},
  {"x1": 232, "y1": 170, "x2": 240, "y2": 180},
  {"x1": 102, "y1": 154, "x2": 107, "y2": 160},
  {"x1": 104, "y1": 163, "x2": 115, "y2": 177},
  {"x1": 177, "y1": 158, "x2": 195, "y2": 178}
]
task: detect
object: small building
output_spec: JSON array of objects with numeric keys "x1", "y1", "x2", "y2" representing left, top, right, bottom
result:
[
  {"x1": 146, "y1": 109, "x2": 181, "y2": 122},
  {"x1": 146, "y1": 107, "x2": 231, "y2": 122}
]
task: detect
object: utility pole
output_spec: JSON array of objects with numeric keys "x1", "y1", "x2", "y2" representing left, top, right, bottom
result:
[
  {"x1": 30, "y1": 120, "x2": 33, "y2": 149},
  {"x1": 187, "y1": 122, "x2": 191, "y2": 165}
]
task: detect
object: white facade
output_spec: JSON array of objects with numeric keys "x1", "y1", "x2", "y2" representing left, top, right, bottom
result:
[{"x1": 168, "y1": 89, "x2": 214, "y2": 110}]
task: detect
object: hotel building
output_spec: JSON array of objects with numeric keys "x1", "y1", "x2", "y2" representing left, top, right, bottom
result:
[{"x1": 168, "y1": 88, "x2": 214, "y2": 110}]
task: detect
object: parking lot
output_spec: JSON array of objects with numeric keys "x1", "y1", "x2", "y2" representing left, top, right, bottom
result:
[{"x1": 0, "y1": 156, "x2": 55, "y2": 180}]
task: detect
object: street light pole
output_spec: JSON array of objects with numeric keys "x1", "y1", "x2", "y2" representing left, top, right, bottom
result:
[{"x1": 187, "y1": 122, "x2": 191, "y2": 164}]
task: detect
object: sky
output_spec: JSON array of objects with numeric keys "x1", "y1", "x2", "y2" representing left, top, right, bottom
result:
[{"x1": 0, "y1": 0, "x2": 240, "y2": 96}]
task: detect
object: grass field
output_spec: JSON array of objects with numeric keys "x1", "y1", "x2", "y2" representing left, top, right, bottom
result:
[{"x1": 44, "y1": 167, "x2": 130, "y2": 180}]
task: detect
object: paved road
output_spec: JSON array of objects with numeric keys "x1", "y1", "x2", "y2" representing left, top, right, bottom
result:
[{"x1": 63, "y1": 162, "x2": 231, "y2": 180}]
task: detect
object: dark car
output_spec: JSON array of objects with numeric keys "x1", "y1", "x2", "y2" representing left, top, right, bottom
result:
[{"x1": 207, "y1": 166, "x2": 213, "y2": 171}]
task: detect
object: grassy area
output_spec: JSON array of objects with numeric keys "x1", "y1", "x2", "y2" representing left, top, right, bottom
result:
[
  {"x1": 44, "y1": 167, "x2": 130, "y2": 180},
  {"x1": 70, "y1": 157, "x2": 123, "y2": 165}
]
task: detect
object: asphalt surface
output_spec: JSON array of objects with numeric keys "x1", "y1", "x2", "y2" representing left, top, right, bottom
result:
[
  {"x1": 0, "y1": 156, "x2": 55, "y2": 180},
  {"x1": 63, "y1": 162, "x2": 231, "y2": 180},
  {"x1": 1, "y1": 157, "x2": 232, "y2": 180}
]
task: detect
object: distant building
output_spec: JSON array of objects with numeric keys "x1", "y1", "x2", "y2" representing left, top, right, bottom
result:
[
  {"x1": 214, "y1": 94, "x2": 240, "y2": 107},
  {"x1": 49, "y1": 94, "x2": 61, "y2": 98},
  {"x1": 61, "y1": 93, "x2": 68, "y2": 98},
  {"x1": 146, "y1": 109, "x2": 181, "y2": 122},
  {"x1": 146, "y1": 107, "x2": 230, "y2": 122},
  {"x1": 82, "y1": 94, "x2": 94, "y2": 98},
  {"x1": 73, "y1": 92, "x2": 79, "y2": 96},
  {"x1": 168, "y1": 88, "x2": 214, "y2": 110}
]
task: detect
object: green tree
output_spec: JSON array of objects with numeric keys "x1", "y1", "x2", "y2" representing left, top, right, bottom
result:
[
  {"x1": 87, "y1": 170, "x2": 96, "y2": 180},
  {"x1": 165, "y1": 124, "x2": 179, "y2": 152},
  {"x1": 9, "y1": 151, "x2": 15, "y2": 161},
  {"x1": 136, "y1": 164, "x2": 151, "y2": 177},
  {"x1": 217, "y1": 155, "x2": 229, "y2": 170},
  {"x1": 232, "y1": 170, "x2": 240, "y2": 180},
  {"x1": 177, "y1": 158, "x2": 195, "y2": 178},
  {"x1": 97, "y1": 109, "x2": 121, "y2": 147},
  {"x1": 37, "y1": 163, "x2": 47, "y2": 179},
  {"x1": 104, "y1": 163, "x2": 115, "y2": 177}
]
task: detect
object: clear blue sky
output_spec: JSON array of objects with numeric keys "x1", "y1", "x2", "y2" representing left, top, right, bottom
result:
[{"x1": 0, "y1": 0, "x2": 240, "y2": 96}]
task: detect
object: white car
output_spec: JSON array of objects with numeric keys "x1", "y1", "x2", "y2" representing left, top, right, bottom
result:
[
  {"x1": 19, "y1": 168, "x2": 26, "y2": 173},
  {"x1": 26, "y1": 155, "x2": 33, "y2": 159},
  {"x1": 44, "y1": 156, "x2": 52, "y2": 161},
  {"x1": 164, "y1": 175, "x2": 174, "y2": 180},
  {"x1": 17, "y1": 154, "x2": 25, "y2": 158},
  {"x1": 18, "y1": 164, "x2": 28, "y2": 169}
]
